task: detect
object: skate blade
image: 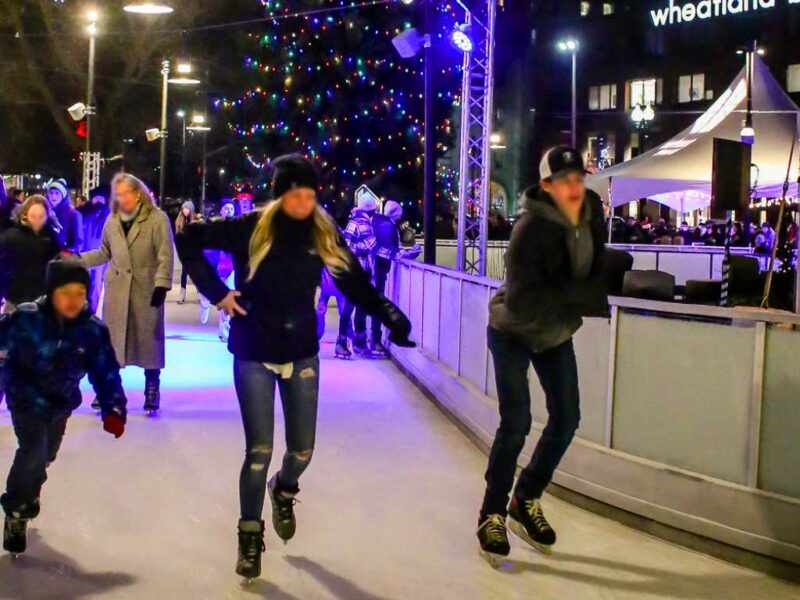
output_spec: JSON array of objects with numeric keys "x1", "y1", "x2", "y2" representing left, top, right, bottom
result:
[
  {"x1": 507, "y1": 518, "x2": 553, "y2": 556},
  {"x1": 145, "y1": 410, "x2": 160, "y2": 418},
  {"x1": 479, "y1": 550, "x2": 508, "y2": 568},
  {"x1": 239, "y1": 577, "x2": 258, "y2": 587}
]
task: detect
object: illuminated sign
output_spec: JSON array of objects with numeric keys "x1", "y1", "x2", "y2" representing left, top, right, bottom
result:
[{"x1": 650, "y1": 0, "x2": 800, "y2": 27}]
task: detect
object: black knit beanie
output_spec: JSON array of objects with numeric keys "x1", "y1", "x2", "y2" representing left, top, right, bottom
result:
[
  {"x1": 271, "y1": 154, "x2": 318, "y2": 199},
  {"x1": 46, "y1": 260, "x2": 91, "y2": 295}
]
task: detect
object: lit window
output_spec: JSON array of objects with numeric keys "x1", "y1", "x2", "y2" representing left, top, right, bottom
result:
[
  {"x1": 589, "y1": 86, "x2": 600, "y2": 111},
  {"x1": 629, "y1": 78, "x2": 661, "y2": 107},
  {"x1": 589, "y1": 84, "x2": 617, "y2": 111},
  {"x1": 788, "y1": 64, "x2": 800, "y2": 93},
  {"x1": 603, "y1": 2, "x2": 615, "y2": 15},
  {"x1": 678, "y1": 73, "x2": 705, "y2": 103},
  {"x1": 580, "y1": 2, "x2": 591, "y2": 17}
]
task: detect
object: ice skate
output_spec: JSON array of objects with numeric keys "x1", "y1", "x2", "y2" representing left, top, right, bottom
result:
[
  {"x1": 352, "y1": 332, "x2": 371, "y2": 358},
  {"x1": 143, "y1": 379, "x2": 160, "y2": 415},
  {"x1": 177, "y1": 287, "x2": 187, "y2": 304},
  {"x1": 477, "y1": 514, "x2": 510, "y2": 567},
  {"x1": 91, "y1": 397, "x2": 101, "y2": 411},
  {"x1": 236, "y1": 520, "x2": 266, "y2": 581},
  {"x1": 3, "y1": 516, "x2": 28, "y2": 555},
  {"x1": 199, "y1": 305, "x2": 211, "y2": 325},
  {"x1": 334, "y1": 335, "x2": 352, "y2": 359},
  {"x1": 268, "y1": 475, "x2": 297, "y2": 543},
  {"x1": 368, "y1": 335, "x2": 389, "y2": 359},
  {"x1": 507, "y1": 497, "x2": 555, "y2": 555}
]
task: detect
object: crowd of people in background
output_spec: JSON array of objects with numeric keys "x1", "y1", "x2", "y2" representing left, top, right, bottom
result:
[{"x1": 612, "y1": 215, "x2": 793, "y2": 254}]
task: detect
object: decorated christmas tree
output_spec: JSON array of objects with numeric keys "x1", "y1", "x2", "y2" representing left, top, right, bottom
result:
[{"x1": 214, "y1": 0, "x2": 461, "y2": 227}]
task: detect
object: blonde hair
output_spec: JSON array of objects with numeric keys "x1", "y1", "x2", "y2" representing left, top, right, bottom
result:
[
  {"x1": 110, "y1": 172, "x2": 155, "y2": 214},
  {"x1": 17, "y1": 194, "x2": 53, "y2": 226},
  {"x1": 248, "y1": 198, "x2": 350, "y2": 280}
]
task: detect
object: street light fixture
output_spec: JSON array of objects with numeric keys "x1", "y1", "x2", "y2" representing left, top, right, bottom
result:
[
  {"x1": 631, "y1": 102, "x2": 655, "y2": 127},
  {"x1": 489, "y1": 132, "x2": 506, "y2": 150},
  {"x1": 557, "y1": 37, "x2": 580, "y2": 148},
  {"x1": 123, "y1": 3, "x2": 174, "y2": 14},
  {"x1": 168, "y1": 59, "x2": 201, "y2": 85}
]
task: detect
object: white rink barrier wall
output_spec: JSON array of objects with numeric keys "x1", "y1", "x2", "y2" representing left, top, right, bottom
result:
[
  {"x1": 388, "y1": 259, "x2": 800, "y2": 580},
  {"x1": 430, "y1": 240, "x2": 776, "y2": 285}
]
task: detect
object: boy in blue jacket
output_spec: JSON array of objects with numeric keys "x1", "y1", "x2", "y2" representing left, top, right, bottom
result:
[{"x1": 0, "y1": 261, "x2": 127, "y2": 554}]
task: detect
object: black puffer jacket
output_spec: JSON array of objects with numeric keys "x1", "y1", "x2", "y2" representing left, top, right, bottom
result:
[
  {"x1": 0, "y1": 224, "x2": 63, "y2": 305},
  {"x1": 176, "y1": 210, "x2": 411, "y2": 363},
  {"x1": 489, "y1": 186, "x2": 607, "y2": 352}
]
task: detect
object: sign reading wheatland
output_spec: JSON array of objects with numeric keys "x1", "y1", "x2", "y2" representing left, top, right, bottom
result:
[{"x1": 651, "y1": 0, "x2": 800, "y2": 27}]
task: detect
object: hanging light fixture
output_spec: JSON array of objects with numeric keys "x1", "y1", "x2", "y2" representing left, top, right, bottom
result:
[{"x1": 123, "y1": 3, "x2": 174, "y2": 15}]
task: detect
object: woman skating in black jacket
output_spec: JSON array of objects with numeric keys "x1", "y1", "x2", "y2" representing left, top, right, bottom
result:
[
  {"x1": 176, "y1": 155, "x2": 414, "y2": 581},
  {"x1": 0, "y1": 195, "x2": 64, "y2": 313}
]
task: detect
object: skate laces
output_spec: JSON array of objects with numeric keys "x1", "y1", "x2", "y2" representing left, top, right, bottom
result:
[
  {"x1": 480, "y1": 514, "x2": 507, "y2": 544},
  {"x1": 275, "y1": 495, "x2": 299, "y2": 522},
  {"x1": 7, "y1": 518, "x2": 26, "y2": 536},
  {"x1": 239, "y1": 530, "x2": 265, "y2": 560},
  {"x1": 523, "y1": 499, "x2": 552, "y2": 532}
]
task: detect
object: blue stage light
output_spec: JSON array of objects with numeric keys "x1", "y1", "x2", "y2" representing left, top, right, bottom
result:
[{"x1": 450, "y1": 24, "x2": 473, "y2": 53}]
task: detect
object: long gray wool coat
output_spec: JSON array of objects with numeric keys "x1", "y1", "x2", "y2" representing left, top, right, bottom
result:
[{"x1": 81, "y1": 204, "x2": 174, "y2": 369}]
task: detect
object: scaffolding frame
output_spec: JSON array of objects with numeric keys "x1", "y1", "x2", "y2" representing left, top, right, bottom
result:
[
  {"x1": 82, "y1": 151, "x2": 101, "y2": 196},
  {"x1": 455, "y1": 0, "x2": 497, "y2": 276}
]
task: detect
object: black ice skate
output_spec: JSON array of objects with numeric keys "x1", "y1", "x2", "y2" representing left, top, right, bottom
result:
[
  {"x1": 143, "y1": 382, "x2": 160, "y2": 414},
  {"x1": 352, "y1": 333, "x2": 371, "y2": 357},
  {"x1": 368, "y1": 335, "x2": 388, "y2": 359},
  {"x1": 236, "y1": 519, "x2": 266, "y2": 581},
  {"x1": 477, "y1": 513, "x2": 510, "y2": 566},
  {"x1": 3, "y1": 516, "x2": 28, "y2": 555},
  {"x1": 91, "y1": 397, "x2": 101, "y2": 411},
  {"x1": 507, "y1": 496, "x2": 556, "y2": 554},
  {"x1": 268, "y1": 475, "x2": 297, "y2": 543},
  {"x1": 334, "y1": 336, "x2": 352, "y2": 359}
]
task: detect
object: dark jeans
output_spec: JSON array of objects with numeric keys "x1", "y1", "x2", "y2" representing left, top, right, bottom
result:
[
  {"x1": 1, "y1": 409, "x2": 70, "y2": 518},
  {"x1": 318, "y1": 269, "x2": 348, "y2": 339},
  {"x1": 341, "y1": 264, "x2": 373, "y2": 337},
  {"x1": 180, "y1": 270, "x2": 189, "y2": 289},
  {"x1": 233, "y1": 357, "x2": 320, "y2": 521},
  {"x1": 482, "y1": 328, "x2": 581, "y2": 516},
  {"x1": 370, "y1": 262, "x2": 390, "y2": 339}
]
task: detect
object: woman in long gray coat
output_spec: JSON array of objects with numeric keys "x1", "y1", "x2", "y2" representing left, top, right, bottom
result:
[{"x1": 81, "y1": 173, "x2": 174, "y2": 412}]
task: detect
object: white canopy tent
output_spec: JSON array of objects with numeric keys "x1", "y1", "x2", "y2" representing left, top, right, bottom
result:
[{"x1": 587, "y1": 57, "x2": 800, "y2": 213}]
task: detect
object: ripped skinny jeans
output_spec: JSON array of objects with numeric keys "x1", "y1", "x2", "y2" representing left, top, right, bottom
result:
[{"x1": 233, "y1": 357, "x2": 320, "y2": 521}]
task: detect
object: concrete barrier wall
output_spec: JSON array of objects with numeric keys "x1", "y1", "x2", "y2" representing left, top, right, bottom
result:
[{"x1": 389, "y1": 259, "x2": 800, "y2": 570}]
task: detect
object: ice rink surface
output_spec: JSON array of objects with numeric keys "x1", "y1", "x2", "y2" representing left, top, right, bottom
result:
[{"x1": 0, "y1": 293, "x2": 797, "y2": 599}]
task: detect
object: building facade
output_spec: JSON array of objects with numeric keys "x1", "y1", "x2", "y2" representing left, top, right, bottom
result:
[{"x1": 491, "y1": 0, "x2": 800, "y2": 215}]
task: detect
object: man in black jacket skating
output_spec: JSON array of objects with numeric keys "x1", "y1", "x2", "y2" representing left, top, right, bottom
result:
[{"x1": 477, "y1": 146, "x2": 607, "y2": 562}]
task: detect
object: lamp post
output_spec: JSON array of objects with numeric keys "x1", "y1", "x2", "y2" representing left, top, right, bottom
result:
[
  {"x1": 157, "y1": 59, "x2": 170, "y2": 203},
  {"x1": 737, "y1": 42, "x2": 762, "y2": 145},
  {"x1": 177, "y1": 109, "x2": 187, "y2": 196},
  {"x1": 187, "y1": 113, "x2": 211, "y2": 211},
  {"x1": 85, "y1": 11, "x2": 98, "y2": 181},
  {"x1": 557, "y1": 38, "x2": 579, "y2": 148},
  {"x1": 631, "y1": 102, "x2": 655, "y2": 153}
]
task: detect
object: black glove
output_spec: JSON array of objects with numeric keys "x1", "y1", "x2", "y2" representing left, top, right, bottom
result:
[
  {"x1": 150, "y1": 287, "x2": 169, "y2": 308},
  {"x1": 382, "y1": 300, "x2": 416, "y2": 348}
]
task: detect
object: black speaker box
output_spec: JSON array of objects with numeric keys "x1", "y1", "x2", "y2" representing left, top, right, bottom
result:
[{"x1": 712, "y1": 138, "x2": 752, "y2": 212}]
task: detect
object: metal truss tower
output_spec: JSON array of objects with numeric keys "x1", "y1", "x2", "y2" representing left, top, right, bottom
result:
[{"x1": 455, "y1": 0, "x2": 497, "y2": 276}]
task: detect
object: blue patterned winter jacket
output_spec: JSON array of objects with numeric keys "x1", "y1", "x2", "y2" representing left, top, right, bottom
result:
[{"x1": 0, "y1": 299, "x2": 127, "y2": 421}]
